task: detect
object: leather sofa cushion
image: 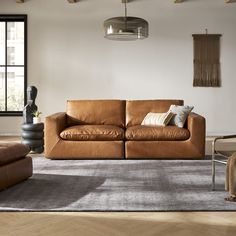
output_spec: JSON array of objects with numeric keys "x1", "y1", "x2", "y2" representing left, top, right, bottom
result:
[
  {"x1": 66, "y1": 100, "x2": 126, "y2": 128},
  {"x1": 60, "y1": 125, "x2": 124, "y2": 141},
  {"x1": 126, "y1": 100, "x2": 184, "y2": 127},
  {"x1": 0, "y1": 143, "x2": 30, "y2": 165},
  {"x1": 125, "y1": 125, "x2": 190, "y2": 141}
]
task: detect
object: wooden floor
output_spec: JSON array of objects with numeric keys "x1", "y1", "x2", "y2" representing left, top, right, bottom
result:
[
  {"x1": 1, "y1": 136, "x2": 236, "y2": 235},
  {"x1": 0, "y1": 212, "x2": 236, "y2": 236}
]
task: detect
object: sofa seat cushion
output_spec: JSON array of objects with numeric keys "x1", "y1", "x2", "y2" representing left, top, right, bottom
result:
[
  {"x1": 125, "y1": 125, "x2": 190, "y2": 141},
  {"x1": 60, "y1": 125, "x2": 124, "y2": 141}
]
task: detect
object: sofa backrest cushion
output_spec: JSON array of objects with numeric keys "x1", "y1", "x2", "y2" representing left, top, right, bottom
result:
[
  {"x1": 126, "y1": 100, "x2": 184, "y2": 127},
  {"x1": 66, "y1": 100, "x2": 126, "y2": 128}
]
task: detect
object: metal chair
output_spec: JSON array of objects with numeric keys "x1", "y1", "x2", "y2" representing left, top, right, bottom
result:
[{"x1": 212, "y1": 135, "x2": 236, "y2": 190}]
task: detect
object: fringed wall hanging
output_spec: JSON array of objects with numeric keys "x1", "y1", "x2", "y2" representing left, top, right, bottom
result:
[{"x1": 192, "y1": 32, "x2": 221, "y2": 87}]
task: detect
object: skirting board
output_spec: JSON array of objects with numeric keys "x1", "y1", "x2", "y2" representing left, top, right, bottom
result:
[{"x1": 0, "y1": 133, "x2": 21, "y2": 136}]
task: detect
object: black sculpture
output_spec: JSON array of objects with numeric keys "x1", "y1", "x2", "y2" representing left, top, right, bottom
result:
[
  {"x1": 22, "y1": 86, "x2": 44, "y2": 154},
  {"x1": 23, "y1": 86, "x2": 38, "y2": 124}
]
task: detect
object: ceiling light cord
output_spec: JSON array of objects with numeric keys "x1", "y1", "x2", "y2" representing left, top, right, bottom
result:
[
  {"x1": 125, "y1": 1, "x2": 127, "y2": 18},
  {"x1": 124, "y1": 1, "x2": 127, "y2": 29}
]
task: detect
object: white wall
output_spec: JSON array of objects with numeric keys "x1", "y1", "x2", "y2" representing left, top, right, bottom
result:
[{"x1": 0, "y1": 0, "x2": 236, "y2": 136}]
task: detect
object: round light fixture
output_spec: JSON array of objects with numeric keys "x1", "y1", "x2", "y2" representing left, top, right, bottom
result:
[{"x1": 104, "y1": 2, "x2": 149, "y2": 41}]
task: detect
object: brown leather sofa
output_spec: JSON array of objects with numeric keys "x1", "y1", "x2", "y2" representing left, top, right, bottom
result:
[
  {"x1": 45, "y1": 99, "x2": 205, "y2": 159},
  {"x1": 0, "y1": 143, "x2": 32, "y2": 189}
]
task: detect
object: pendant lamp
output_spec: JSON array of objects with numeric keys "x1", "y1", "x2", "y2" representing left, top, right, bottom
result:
[{"x1": 104, "y1": 1, "x2": 149, "y2": 41}]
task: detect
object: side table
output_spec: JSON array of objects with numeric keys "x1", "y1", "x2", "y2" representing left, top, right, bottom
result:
[{"x1": 22, "y1": 123, "x2": 44, "y2": 154}]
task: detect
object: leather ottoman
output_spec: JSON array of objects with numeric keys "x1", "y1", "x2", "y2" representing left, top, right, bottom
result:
[{"x1": 0, "y1": 143, "x2": 33, "y2": 190}]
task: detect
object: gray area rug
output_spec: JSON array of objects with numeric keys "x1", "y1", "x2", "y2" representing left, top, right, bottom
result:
[{"x1": 0, "y1": 157, "x2": 236, "y2": 211}]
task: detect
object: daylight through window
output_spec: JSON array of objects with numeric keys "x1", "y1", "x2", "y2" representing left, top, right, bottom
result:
[{"x1": 0, "y1": 15, "x2": 27, "y2": 116}]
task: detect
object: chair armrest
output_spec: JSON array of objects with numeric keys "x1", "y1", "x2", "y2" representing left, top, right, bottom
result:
[
  {"x1": 45, "y1": 112, "x2": 67, "y2": 156},
  {"x1": 212, "y1": 134, "x2": 236, "y2": 157},
  {"x1": 213, "y1": 135, "x2": 236, "y2": 141}
]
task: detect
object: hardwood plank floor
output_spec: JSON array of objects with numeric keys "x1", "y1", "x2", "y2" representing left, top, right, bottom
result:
[{"x1": 0, "y1": 212, "x2": 236, "y2": 236}]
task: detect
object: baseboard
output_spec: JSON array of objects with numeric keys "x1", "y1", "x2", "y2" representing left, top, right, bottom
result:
[
  {"x1": 207, "y1": 132, "x2": 236, "y2": 137},
  {"x1": 0, "y1": 133, "x2": 20, "y2": 136}
]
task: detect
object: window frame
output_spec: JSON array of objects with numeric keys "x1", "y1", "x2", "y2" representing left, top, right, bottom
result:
[{"x1": 0, "y1": 14, "x2": 27, "y2": 117}]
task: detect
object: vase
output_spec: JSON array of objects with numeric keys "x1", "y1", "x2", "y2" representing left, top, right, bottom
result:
[{"x1": 33, "y1": 117, "x2": 41, "y2": 124}]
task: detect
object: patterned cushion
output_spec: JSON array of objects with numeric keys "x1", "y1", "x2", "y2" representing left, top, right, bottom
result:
[
  {"x1": 141, "y1": 111, "x2": 174, "y2": 127},
  {"x1": 168, "y1": 105, "x2": 194, "y2": 128}
]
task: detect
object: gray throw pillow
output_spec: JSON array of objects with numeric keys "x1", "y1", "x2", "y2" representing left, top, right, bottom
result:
[{"x1": 168, "y1": 105, "x2": 194, "y2": 128}]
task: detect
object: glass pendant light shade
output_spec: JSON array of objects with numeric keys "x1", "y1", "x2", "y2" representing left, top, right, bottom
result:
[
  {"x1": 104, "y1": 17, "x2": 148, "y2": 41},
  {"x1": 104, "y1": 2, "x2": 149, "y2": 41}
]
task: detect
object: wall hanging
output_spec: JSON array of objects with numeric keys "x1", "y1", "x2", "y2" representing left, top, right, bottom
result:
[{"x1": 192, "y1": 32, "x2": 221, "y2": 87}]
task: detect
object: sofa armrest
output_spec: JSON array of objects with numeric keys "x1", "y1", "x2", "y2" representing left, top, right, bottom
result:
[
  {"x1": 187, "y1": 112, "x2": 206, "y2": 140},
  {"x1": 45, "y1": 112, "x2": 67, "y2": 156},
  {"x1": 187, "y1": 112, "x2": 206, "y2": 156}
]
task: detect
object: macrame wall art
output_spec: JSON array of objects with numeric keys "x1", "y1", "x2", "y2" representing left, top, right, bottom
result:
[{"x1": 192, "y1": 32, "x2": 221, "y2": 87}]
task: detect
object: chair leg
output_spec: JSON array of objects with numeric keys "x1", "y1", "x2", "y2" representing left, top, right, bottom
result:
[
  {"x1": 212, "y1": 158, "x2": 215, "y2": 190},
  {"x1": 212, "y1": 140, "x2": 216, "y2": 190}
]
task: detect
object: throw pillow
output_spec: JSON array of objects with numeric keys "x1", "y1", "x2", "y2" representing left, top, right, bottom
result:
[
  {"x1": 168, "y1": 105, "x2": 194, "y2": 128},
  {"x1": 141, "y1": 111, "x2": 174, "y2": 127}
]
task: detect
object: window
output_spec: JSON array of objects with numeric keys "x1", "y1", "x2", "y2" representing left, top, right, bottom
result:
[{"x1": 0, "y1": 15, "x2": 27, "y2": 116}]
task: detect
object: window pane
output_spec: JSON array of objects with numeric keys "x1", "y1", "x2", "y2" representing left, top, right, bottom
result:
[
  {"x1": 7, "y1": 22, "x2": 24, "y2": 65},
  {"x1": 0, "y1": 67, "x2": 5, "y2": 111},
  {"x1": 7, "y1": 67, "x2": 24, "y2": 111},
  {"x1": 0, "y1": 22, "x2": 5, "y2": 65}
]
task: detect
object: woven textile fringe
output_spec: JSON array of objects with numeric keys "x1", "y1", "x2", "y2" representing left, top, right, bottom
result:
[
  {"x1": 193, "y1": 34, "x2": 221, "y2": 87},
  {"x1": 193, "y1": 62, "x2": 220, "y2": 87}
]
